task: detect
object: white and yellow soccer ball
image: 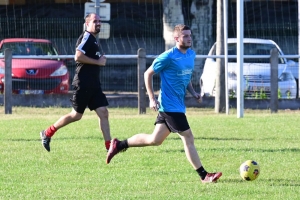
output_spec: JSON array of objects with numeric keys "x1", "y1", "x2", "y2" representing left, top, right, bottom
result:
[{"x1": 239, "y1": 160, "x2": 260, "y2": 181}]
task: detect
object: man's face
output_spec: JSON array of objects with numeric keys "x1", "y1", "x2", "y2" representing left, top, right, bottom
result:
[
  {"x1": 86, "y1": 14, "x2": 101, "y2": 34},
  {"x1": 176, "y1": 30, "x2": 192, "y2": 49}
]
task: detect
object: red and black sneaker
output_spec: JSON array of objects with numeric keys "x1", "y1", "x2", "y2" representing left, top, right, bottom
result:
[
  {"x1": 201, "y1": 172, "x2": 222, "y2": 183},
  {"x1": 106, "y1": 138, "x2": 121, "y2": 164}
]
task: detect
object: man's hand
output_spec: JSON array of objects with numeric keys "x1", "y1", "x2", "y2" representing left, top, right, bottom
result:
[
  {"x1": 193, "y1": 93, "x2": 202, "y2": 103},
  {"x1": 98, "y1": 54, "x2": 107, "y2": 66},
  {"x1": 149, "y1": 98, "x2": 160, "y2": 111}
]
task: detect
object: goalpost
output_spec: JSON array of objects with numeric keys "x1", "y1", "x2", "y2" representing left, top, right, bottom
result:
[{"x1": 236, "y1": 0, "x2": 244, "y2": 118}]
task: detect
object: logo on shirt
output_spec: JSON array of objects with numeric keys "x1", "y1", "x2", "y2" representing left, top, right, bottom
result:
[
  {"x1": 177, "y1": 69, "x2": 192, "y2": 76},
  {"x1": 96, "y1": 52, "x2": 101, "y2": 57}
]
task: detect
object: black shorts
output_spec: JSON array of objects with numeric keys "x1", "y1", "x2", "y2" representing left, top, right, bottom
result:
[
  {"x1": 70, "y1": 86, "x2": 109, "y2": 114},
  {"x1": 154, "y1": 112, "x2": 190, "y2": 133}
]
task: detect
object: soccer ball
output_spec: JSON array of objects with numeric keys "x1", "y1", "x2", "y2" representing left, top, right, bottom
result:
[{"x1": 239, "y1": 160, "x2": 260, "y2": 181}]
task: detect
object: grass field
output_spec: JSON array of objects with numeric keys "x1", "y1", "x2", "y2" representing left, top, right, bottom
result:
[{"x1": 1, "y1": 107, "x2": 300, "y2": 199}]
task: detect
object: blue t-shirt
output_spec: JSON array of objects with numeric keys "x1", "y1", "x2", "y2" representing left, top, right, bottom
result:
[{"x1": 152, "y1": 46, "x2": 195, "y2": 113}]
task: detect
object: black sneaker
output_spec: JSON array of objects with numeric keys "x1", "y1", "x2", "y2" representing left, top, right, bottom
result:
[{"x1": 40, "y1": 130, "x2": 51, "y2": 152}]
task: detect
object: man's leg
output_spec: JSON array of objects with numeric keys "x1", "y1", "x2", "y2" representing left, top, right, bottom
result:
[
  {"x1": 40, "y1": 109, "x2": 83, "y2": 152},
  {"x1": 106, "y1": 123, "x2": 170, "y2": 164},
  {"x1": 127, "y1": 123, "x2": 170, "y2": 147},
  {"x1": 178, "y1": 129, "x2": 202, "y2": 169},
  {"x1": 53, "y1": 108, "x2": 83, "y2": 130},
  {"x1": 95, "y1": 106, "x2": 111, "y2": 150},
  {"x1": 178, "y1": 129, "x2": 222, "y2": 183}
]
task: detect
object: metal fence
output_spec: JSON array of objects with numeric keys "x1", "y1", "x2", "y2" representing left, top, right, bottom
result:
[
  {"x1": 2, "y1": 49, "x2": 300, "y2": 114},
  {"x1": 1, "y1": 52, "x2": 300, "y2": 94}
]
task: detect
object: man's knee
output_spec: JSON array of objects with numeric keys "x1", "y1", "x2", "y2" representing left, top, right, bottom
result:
[
  {"x1": 71, "y1": 112, "x2": 82, "y2": 121},
  {"x1": 70, "y1": 108, "x2": 83, "y2": 121},
  {"x1": 96, "y1": 107, "x2": 109, "y2": 119},
  {"x1": 149, "y1": 135, "x2": 165, "y2": 146},
  {"x1": 180, "y1": 130, "x2": 195, "y2": 144},
  {"x1": 151, "y1": 139, "x2": 163, "y2": 146}
]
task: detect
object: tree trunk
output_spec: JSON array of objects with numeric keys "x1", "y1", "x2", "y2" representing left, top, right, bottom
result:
[
  {"x1": 190, "y1": 0, "x2": 214, "y2": 56},
  {"x1": 162, "y1": 0, "x2": 184, "y2": 50},
  {"x1": 190, "y1": 0, "x2": 214, "y2": 94},
  {"x1": 215, "y1": 0, "x2": 226, "y2": 113}
]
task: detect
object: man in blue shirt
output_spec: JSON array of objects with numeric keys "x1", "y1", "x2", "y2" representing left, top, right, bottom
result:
[{"x1": 106, "y1": 24, "x2": 222, "y2": 183}]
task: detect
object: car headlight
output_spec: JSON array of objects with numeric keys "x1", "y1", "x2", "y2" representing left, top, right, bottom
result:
[
  {"x1": 0, "y1": 67, "x2": 4, "y2": 75},
  {"x1": 0, "y1": 65, "x2": 4, "y2": 83},
  {"x1": 50, "y1": 65, "x2": 68, "y2": 76}
]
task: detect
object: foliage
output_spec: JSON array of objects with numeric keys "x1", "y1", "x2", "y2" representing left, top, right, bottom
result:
[{"x1": 254, "y1": 88, "x2": 267, "y2": 99}]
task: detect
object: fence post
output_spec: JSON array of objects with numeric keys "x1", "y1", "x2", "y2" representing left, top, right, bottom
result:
[
  {"x1": 270, "y1": 48, "x2": 278, "y2": 113},
  {"x1": 4, "y1": 48, "x2": 12, "y2": 114},
  {"x1": 137, "y1": 48, "x2": 147, "y2": 114}
]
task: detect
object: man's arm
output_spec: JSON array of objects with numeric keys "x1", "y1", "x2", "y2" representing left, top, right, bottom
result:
[
  {"x1": 74, "y1": 50, "x2": 106, "y2": 66},
  {"x1": 144, "y1": 66, "x2": 159, "y2": 110},
  {"x1": 187, "y1": 81, "x2": 202, "y2": 103}
]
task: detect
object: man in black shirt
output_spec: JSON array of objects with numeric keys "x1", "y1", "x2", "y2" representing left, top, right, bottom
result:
[{"x1": 40, "y1": 13, "x2": 112, "y2": 152}]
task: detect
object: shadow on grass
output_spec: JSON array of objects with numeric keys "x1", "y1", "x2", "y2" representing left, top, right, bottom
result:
[
  {"x1": 164, "y1": 147, "x2": 300, "y2": 153},
  {"x1": 211, "y1": 178, "x2": 300, "y2": 186},
  {"x1": 168, "y1": 136, "x2": 253, "y2": 141},
  {"x1": 170, "y1": 136, "x2": 289, "y2": 142},
  {"x1": 5, "y1": 137, "x2": 300, "y2": 153},
  {"x1": 206, "y1": 147, "x2": 300, "y2": 153},
  {"x1": 265, "y1": 179, "x2": 300, "y2": 187},
  {"x1": 3, "y1": 135, "x2": 101, "y2": 142}
]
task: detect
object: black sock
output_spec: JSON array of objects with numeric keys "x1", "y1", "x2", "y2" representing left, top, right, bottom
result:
[
  {"x1": 196, "y1": 166, "x2": 207, "y2": 180},
  {"x1": 117, "y1": 139, "x2": 129, "y2": 151}
]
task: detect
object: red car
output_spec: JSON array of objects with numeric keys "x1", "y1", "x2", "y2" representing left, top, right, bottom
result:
[{"x1": 0, "y1": 38, "x2": 69, "y2": 94}]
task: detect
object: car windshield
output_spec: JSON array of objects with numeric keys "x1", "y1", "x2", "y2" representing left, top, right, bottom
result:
[
  {"x1": 227, "y1": 43, "x2": 284, "y2": 64},
  {"x1": 0, "y1": 42, "x2": 58, "y2": 56}
]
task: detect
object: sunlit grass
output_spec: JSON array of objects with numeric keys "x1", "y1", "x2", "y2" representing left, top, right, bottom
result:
[{"x1": 1, "y1": 107, "x2": 300, "y2": 199}]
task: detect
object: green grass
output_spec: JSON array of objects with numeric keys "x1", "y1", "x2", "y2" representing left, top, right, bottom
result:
[{"x1": 1, "y1": 107, "x2": 300, "y2": 200}]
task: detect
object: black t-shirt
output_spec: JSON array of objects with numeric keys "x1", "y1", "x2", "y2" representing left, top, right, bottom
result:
[{"x1": 72, "y1": 31, "x2": 102, "y2": 89}]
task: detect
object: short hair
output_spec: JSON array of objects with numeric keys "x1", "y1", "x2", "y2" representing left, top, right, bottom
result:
[
  {"x1": 85, "y1": 13, "x2": 98, "y2": 23},
  {"x1": 173, "y1": 24, "x2": 191, "y2": 37}
]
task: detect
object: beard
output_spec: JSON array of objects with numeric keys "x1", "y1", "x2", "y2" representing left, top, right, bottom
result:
[
  {"x1": 179, "y1": 43, "x2": 191, "y2": 50},
  {"x1": 94, "y1": 26, "x2": 101, "y2": 34},
  {"x1": 95, "y1": 29, "x2": 100, "y2": 34}
]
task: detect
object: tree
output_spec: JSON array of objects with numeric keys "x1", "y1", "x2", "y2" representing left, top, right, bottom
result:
[
  {"x1": 190, "y1": 0, "x2": 214, "y2": 56},
  {"x1": 162, "y1": 0, "x2": 184, "y2": 50},
  {"x1": 190, "y1": 0, "x2": 214, "y2": 94}
]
